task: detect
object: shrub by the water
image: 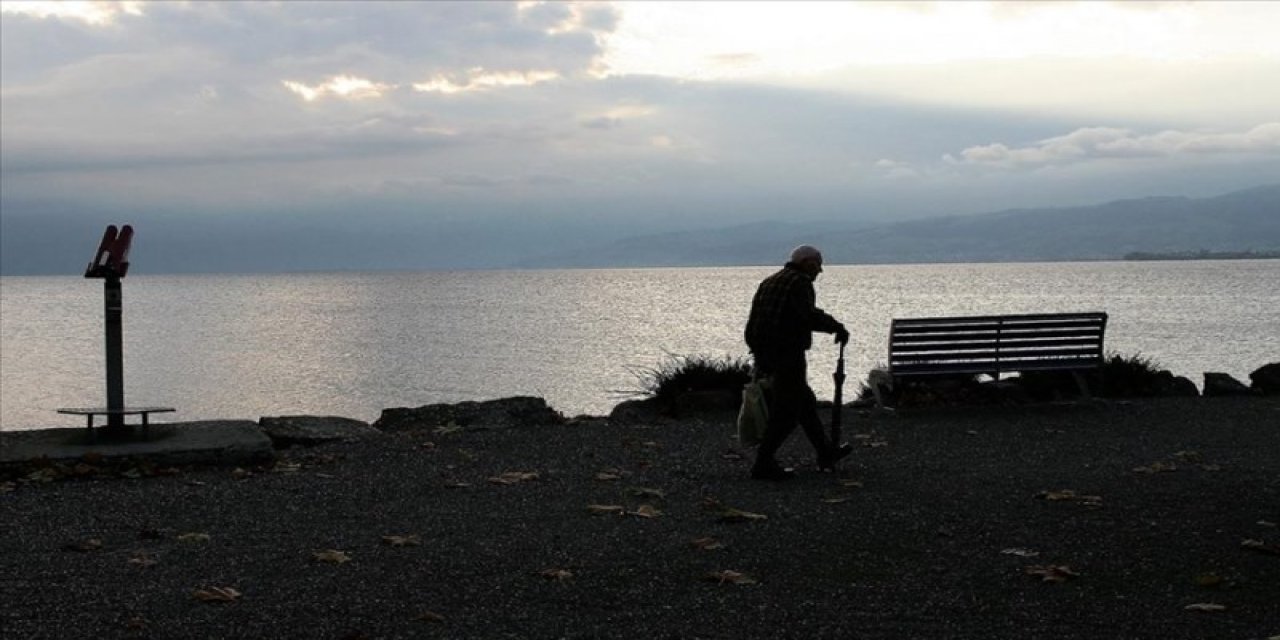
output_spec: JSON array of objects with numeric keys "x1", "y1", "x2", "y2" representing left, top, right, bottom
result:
[
  {"x1": 1018, "y1": 351, "x2": 1192, "y2": 400},
  {"x1": 630, "y1": 353, "x2": 753, "y2": 405}
]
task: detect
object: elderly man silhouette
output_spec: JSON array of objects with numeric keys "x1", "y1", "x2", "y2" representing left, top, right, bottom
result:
[{"x1": 744, "y1": 245, "x2": 852, "y2": 480}]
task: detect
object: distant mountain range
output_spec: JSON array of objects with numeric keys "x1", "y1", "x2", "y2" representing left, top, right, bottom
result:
[{"x1": 517, "y1": 184, "x2": 1280, "y2": 267}]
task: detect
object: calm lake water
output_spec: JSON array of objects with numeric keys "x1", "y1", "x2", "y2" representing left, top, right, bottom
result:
[{"x1": 1, "y1": 261, "x2": 1277, "y2": 430}]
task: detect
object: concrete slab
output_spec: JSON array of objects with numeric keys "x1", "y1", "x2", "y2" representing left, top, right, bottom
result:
[{"x1": 0, "y1": 421, "x2": 274, "y2": 471}]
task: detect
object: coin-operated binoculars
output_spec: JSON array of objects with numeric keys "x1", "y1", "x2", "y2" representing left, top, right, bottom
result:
[{"x1": 58, "y1": 225, "x2": 173, "y2": 437}]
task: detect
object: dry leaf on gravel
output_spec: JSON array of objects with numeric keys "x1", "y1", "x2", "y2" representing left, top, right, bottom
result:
[
  {"x1": 443, "y1": 481, "x2": 471, "y2": 489},
  {"x1": 128, "y1": 551, "x2": 158, "y2": 567},
  {"x1": 540, "y1": 568, "x2": 573, "y2": 581},
  {"x1": 382, "y1": 535, "x2": 421, "y2": 547},
  {"x1": 821, "y1": 496, "x2": 852, "y2": 504},
  {"x1": 313, "y1": 549, "x2": 352, "y2": 564},
  {"x1": 434, "y1": 425, "x2": 462, "y2": 435},
  {"x1": 1133, "y1": 461, "x2": 1178, "y2": 474},
  {"x1": 628, "y1": 486, "x2": 666, "y2": 499},
  {"x1": 419, "y1": 442, "x2": 436, "y2": 450},
  {"x1": 1035, "y1": 490, "x2": 1102, "y2": 506},
  {"x1": 1172, "y1": 450, "x2": 1203, "y2": 463},
  {"x1": 193, "y1": 586, "x2": 241, "y2": 602},
  {"x1": 1193, "y1": 573, "x2": 1224, "y2": 588},
  {"x1": 1241, "y1": 539, "x2": 1280, "y2": 556},
  {"x1": 177, "y1": 532, "x2": 210, "y2": 543},
  {"x1": 1184, "y1": 603, "x2": 1227, "y2": 613},
  {"x1": 690, "y1": 537, "x2": 724, "y2": 551},
  {"x1": 629, "y1": 504, "x2": 662, "y2": 518},
  {"x1": 272, "y1": 461, "x2": 302, "y2": 473},
  {"x1": 1001, "y1": 548, "x2": 1040, "y2": 558},
  {"x1": 415, "y1": 611, "x2": 446, "y2": 623},
  {"x1": 594, "y1": 471, "x2": 622, "y2": 482},
  {"x1": 488, "y1": 471, "x2": 539, "y2": 485},
  {"x1": 721, "y1": 451, "x2": 744, "y2": 461},
  {"x1": 703, "y1": 570, "x2": 758, "y2": 585},
  {"x1": 716, "y1": 506, "x2": 768, "y2": 523},
  {"x1": 1024, "y1": 565, "x2": 1079, "y2": 582},
  {"x1": 587, "y1": 504, "x2": 625, "y2": 515},
  {"x1": 64, "y1": 538, "x2": 103, "y2": 552},
  {"x1": 839, "y1": 479, "x2": 864, "y2": 489}
]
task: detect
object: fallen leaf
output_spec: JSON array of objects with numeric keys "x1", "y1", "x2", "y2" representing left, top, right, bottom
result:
[
  {"x1": 419, "y1": 442, "x2": 437, "y2": 450},
  {"x1": 128, "y1": 551, "x2": 158, "y2": 567},
  {"x1": 716, "y1": 506, "x2": 768, "y2": 523},
  {"x1": 1259, "y1": 521, "x2": 1278, "y2": 528},
  {"x1": 443, "y1": 481, "x2": 471, "y2": 489},
  {"x1": 487, "y1": 471, "x2": 539, "y2": 485},
  {"x1": 594, "y1": 472, "x2": 622, "y2": 482},
  {"x1": 630, "y1": 504, "x2": 662, "y2": 518},
  {"x1": 641, "y1": 441, "x2": 660, "y2": 448},
  {"x1": 314, "y1": 473, "x2": 336, "y2": 479},
  {"x1": 1133, "y1": 461, "x2": 1178, "y2": 474},
  {"x1": 839, "y1": 479, "x2": 865, "y2": 489},
  {"x1": 1172, "y1": 450, "x2": 1203, "y2": 463},
  {"x1": 628, "y1": 486, "x2": 666, "y2": 499},
  {"x1": 0, "y1": 481, "x2": 16, "y2": 493},
  {"x1": 1193, "y1": 573, "x2": 1223, "y2": 588},
  {"x1": 703, "y1": 570, "x2": 758, "y2": 585},
  {"x1": 540, "y1": 568, "x2": 573, "y2": 581},
  {"x1": 121, "y1": 468, "x2": 143, "y2": 479},
  {"x1": 721, "y1": 451, "x2": 744, "y2": 461},
  {"x1": 1038, "y1": 489, "x2": 1077, "y2": 501},
  {"x1": 64, "y1": 538, "x2": 103, "y2": 552},
  {"x1": 863, "y1": 440, "x2": 889, "y2": 448},
  {"x1": 185, "y1": 480, "x2": 209, "y2": 487},
  {"x1": 1184, "y1": 603, "x2": 1227, "y2": 613},
  {"x1": 1024, "y1": 565, "x2": 1079, "y2": 583},
  {"x1": 966, "y1": 430, "x2": 979, "y2": 436},
  {"x1": 1241, "y1": 539, "x2": 1280, "y2": 556},
  {"x1": 1035, "y1": 490, "x2": 1102, "y2": 506},
  {"x1": 231, "y1": 468, "x2": 252, "y2": 480},
  {"x1": 382, "y1": 535, "x2": 422, "y2": 547},
  {"x1": 177, "y1": 532, "x2": 210, "y2": 543},
  {"x1": 690, "y1": 537, "x2": 724, "y2": 551},
  {"x1": 415, "y1": 611, "x2": 446, "y2": 623},
  {"x1": 434, "y1": 425, "x2": 462, "y2": 435},
  {"x1": 272, "y1": 461, "x2": 302, "y2": 473},
  {"x1": 821, "y1": 496, "x2": 852, "y2": 504},
  {"x1": 587, "y1": 504, "x2": 625, "y2": 515},
  {"x1": 313, "y1": 549, "x2": 352, "y2": 564},
  {"x1": 193, "y1": 586, "x2": 241, "y2": 602},
  {"x1": 1001, "y1": 548, "x2": 1040, "y2": 558}
]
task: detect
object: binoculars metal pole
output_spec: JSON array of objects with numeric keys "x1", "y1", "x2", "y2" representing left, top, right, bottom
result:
[{"x1": 103, "y1": 274, "x2": 125, "y2": 431}]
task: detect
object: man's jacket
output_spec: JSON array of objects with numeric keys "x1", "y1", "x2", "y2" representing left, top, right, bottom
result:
[{"x1": 744, "y1": 262, "x2": 842, "y2": 354}]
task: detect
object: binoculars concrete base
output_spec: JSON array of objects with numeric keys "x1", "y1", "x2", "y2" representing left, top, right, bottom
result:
[{"x1": 0, "y1": 421, "x2": 274, "y2": 471}]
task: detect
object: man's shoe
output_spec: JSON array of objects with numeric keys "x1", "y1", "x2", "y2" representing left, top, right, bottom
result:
[
  {"x1": 818, "y1": 443, "x2": 854, "y2": 472},
  {"x1": 751, "y1": 465, "x2": 797, "y2": 481}
]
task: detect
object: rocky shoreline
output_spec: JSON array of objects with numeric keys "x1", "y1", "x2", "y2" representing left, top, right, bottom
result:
[{"x1": 2, "y1": 394, "x2": 1278, "y2": 639}]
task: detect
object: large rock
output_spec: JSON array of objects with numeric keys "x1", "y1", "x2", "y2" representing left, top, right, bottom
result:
[
  {"x1": 1202, "y1": 372, "x2": 1253, "y2": 397},
  {"x1": 1249, "y1": 363, "x2": 1280, "y2": 395},
  {"x1": 1163, "y1": 375, "x2": 1200, "y2": 397},
  {"x1": 374, "y1": 396, "x2": 563, "y2": 431},
  {"x1": 259, "y1": 415, "x2": 377, "y2": 448},
  {"x1": 608, "y1": 398, "x2": 667, "y2": 424}
]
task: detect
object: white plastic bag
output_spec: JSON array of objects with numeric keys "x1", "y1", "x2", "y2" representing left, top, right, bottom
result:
[{"x1": 737, "y1": 376, "x2": 771, "y2": 446}]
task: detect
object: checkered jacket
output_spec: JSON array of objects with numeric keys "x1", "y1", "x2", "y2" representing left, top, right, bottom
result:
[{"x1": 744, "y1": 263, "x2": 842, "y2": 354}]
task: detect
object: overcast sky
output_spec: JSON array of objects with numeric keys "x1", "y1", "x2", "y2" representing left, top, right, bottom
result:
[{"x1": 2, "y1": 1, "x2": 1278, "y2": 272}]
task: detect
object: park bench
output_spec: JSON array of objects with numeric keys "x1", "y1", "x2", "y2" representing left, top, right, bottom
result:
[{"x1": 877, "y1": 312, "x2": 1108, "y2": 405}]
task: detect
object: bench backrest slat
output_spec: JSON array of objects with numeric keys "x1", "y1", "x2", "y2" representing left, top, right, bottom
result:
[{"x1": 888, "y1": 312, "x2": 1107, "y2": 376}]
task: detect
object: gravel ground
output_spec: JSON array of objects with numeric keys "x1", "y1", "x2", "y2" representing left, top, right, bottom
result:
[{"x1": 2, "y1": 397, "x2": 1278, "y2": 639}]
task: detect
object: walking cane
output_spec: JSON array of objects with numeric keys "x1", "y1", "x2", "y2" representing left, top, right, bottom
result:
[{"x1": 831, "y1": 341, "x2": 846, "y2": 446}]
